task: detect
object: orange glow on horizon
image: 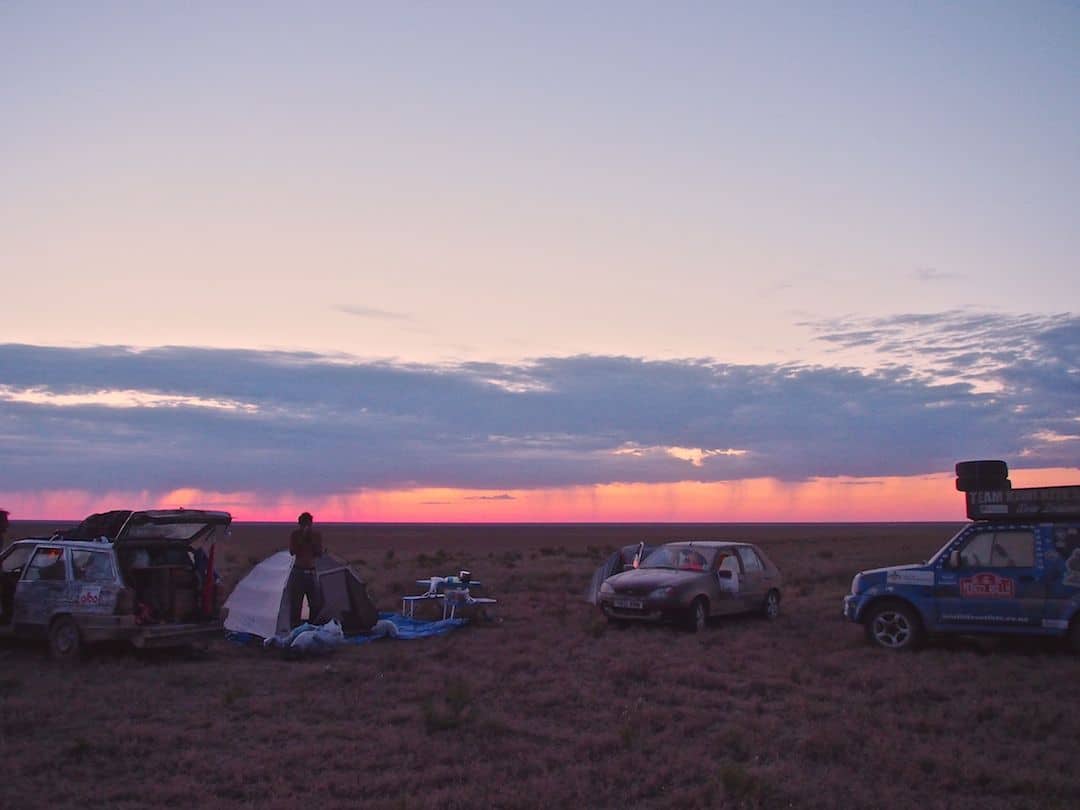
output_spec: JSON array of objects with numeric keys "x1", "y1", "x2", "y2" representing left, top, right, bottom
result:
[{"x1": 3, "y1": 468, "x2": 1077, "y2": 523}]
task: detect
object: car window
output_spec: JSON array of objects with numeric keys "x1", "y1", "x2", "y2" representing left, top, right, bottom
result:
[
  {"x1": 959, "y1": 531, "x2": 1034, "y2": 568},
  {"x1": 1, "y1": 545, "x2": 34, "y2": 573},
  {"x1": 71, "y1": 550, "x2": 114, "y2": 582},
  {"x1": 959, "y1": 533, "x2": 993, "y2": 567},
  {"x1": 736, "y1": 547, "x2": 764, "y2": 572},
  {"x1": 24, "y1": 548, "x2": 67, "y2": 582},
  {"x1": 716, "y1": 553, "x2": 741, "y2": 574},
  {"x1": 1054, "y1": 527, "x2": 1080, "y2": 557},
  {"x1": 1055, "y1": 527, "x2": 1080, "y2": 578},
  {"x1": 677, "y1": 549, "x2": 709, "y2": 571},
  {"x1": 989, "y1": 530, "x2": 1034, "y2": 568}
]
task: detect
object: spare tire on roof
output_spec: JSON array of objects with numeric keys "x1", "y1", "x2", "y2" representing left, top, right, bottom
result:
[
  {"x1": 956, "y1": 477, "x2": 1011, "y2": 492},
  {"x1": 955, "y1": 460, "x2": 1010, "y2": 492}
]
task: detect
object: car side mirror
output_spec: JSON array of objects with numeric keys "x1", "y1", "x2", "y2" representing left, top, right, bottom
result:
[
  {"x1": 717, "y1": 570, "x2": 733, "y2": 580},
  {"x1": 948, "y1": 550, "x2": 961, "y2": 569}
]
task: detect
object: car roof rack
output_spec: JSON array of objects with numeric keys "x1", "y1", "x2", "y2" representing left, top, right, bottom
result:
[{"x1": 966, "y1": 485, "x2": 1080, "y2": 521}]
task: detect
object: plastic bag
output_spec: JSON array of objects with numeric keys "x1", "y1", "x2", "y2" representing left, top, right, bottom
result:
[
  {"x1": 266, "y1": 619, "x2": 344, "y2": 657},
  {"x1": 291, "y1": 619, "x2": 343, "y2": 650}
]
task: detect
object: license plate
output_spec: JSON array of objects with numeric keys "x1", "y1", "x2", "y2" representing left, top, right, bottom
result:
[{"x1": 614, "y1": 598, "x2": 643, "y2": 610}]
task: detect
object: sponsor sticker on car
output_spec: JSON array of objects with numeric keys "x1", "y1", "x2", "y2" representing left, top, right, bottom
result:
[
  {"x1": 886, "y1": 569, "x2": 934, "y2": 586},
  {"x1": 960, "y1": 573, "x2": 1015, "y2": 599}
]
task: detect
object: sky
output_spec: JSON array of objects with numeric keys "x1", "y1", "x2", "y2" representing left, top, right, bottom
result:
[{"x1": 2, "y1": 2, "x2": 1078, "y2": 521}]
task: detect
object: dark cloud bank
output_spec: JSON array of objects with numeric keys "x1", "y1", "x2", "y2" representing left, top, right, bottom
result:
[{"x1": 0, "y1": 312, "x2": 1076, "y2": 497}]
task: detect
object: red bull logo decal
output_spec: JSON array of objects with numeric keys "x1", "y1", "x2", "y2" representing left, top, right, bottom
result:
[{"x1": 960, "y1": 572, "x2": 1015, "y2": 599}]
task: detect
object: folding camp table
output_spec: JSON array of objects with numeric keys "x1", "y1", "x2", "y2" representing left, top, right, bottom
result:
[
  {"x1": 401, "y1": 577, "x2": 494, "y2": 619},
  {"x1": 440, "y1": 587, "x2": 497, "y2": 620}
]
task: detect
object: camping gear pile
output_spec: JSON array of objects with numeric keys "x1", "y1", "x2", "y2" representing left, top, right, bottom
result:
[{"x1": 266, "y1": 618, "x2": 346, "y2": 657}]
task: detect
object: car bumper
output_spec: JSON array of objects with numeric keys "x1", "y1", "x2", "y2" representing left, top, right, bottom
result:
[
  {"x1": 75, "y1": 615, "x2": 224, "y2": 647},
  {"x1": 842, "y1": 594, "x2": 863, "y2": 623},
  {"x1": 599, "y1": 598, "x2": 681, "y2": 623}
]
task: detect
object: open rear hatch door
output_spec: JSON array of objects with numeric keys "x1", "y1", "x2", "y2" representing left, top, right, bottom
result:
[{"x1": 115, "y1": 510, "x2": 232, "y2": 545}]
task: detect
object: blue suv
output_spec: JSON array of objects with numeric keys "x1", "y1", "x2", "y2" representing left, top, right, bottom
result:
[{"x1": 844, "y1": 460, "x2": 1080, "y2": 651}]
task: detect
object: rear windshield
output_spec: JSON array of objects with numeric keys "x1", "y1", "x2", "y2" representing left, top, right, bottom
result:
[{"x1": 123, "y1": 522, "x2": 216, "y2": 542}]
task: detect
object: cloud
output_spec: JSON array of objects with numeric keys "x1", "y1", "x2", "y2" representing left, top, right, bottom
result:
[
  {"x1": 0, "y1": 315, "x2": 1075, "y2": 498},
  {"x1": 336, "y1": 305, "x2": 411, "y2": 321},
  {"x1": 463, "y1": 494, "x2": 516, "y2": 501}
]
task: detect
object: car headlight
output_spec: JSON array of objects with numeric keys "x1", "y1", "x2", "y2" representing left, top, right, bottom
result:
[
  {"x1": 850, "y1": 574, "x2": 864, "y2": 594},
  {"x1": 599, "y1": 581, "x2": 615, "y2": 596},
  {"x1": 649, "y1": 586, "x2": 675, "y2": 599}
]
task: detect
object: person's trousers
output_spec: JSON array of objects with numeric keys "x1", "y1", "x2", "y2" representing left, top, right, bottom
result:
[{"x1": 288, "y1": 568, "x2": 322, "y2": 628}]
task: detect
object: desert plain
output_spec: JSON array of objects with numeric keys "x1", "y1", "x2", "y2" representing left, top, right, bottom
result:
[{"x1": 1, "y1": 520, "x2": 1078, "y2": 809}]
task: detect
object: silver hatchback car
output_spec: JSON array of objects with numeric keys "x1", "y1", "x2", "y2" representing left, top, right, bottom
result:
[{"x1": 0, "y1": 509, "x2": 230, "y2": 661}]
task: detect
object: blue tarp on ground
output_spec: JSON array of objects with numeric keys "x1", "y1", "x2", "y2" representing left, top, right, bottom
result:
[
  {"x1": 225, "y1": 611, "x2": 465, "y2": 647},
  {"x1": 344, "y1": 611, "x2": 467, "y2": 644}
]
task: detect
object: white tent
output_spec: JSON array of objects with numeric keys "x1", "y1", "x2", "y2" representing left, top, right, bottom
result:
[
  {"x1": 224, "y1": 550, "x2": 293, "y2": 638},
  {"x1": 224, "y1": 550, "x2": 378, "y2": 638}
]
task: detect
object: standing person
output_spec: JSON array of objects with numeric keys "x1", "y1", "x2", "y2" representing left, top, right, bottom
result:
[
  {"x1": 288, "y1": 511, "x2": 324, "y2": 628},
  {"x1": 0, "y1": 510, "x2": 9, "y2": 551}
]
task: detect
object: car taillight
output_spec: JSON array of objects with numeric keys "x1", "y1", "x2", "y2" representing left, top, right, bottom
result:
[{"x1": 114, "y1": 587, "x2": 135, "y2": 615}]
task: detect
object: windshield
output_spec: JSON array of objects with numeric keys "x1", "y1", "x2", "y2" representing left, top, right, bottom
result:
[
  {"x1": 640, "y1": 546, "x2": 716, "y2": 571},
  {"x1": 927, "y1": 525, "x2": 972, "y2": 564}
]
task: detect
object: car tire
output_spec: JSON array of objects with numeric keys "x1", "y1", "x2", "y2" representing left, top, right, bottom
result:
[
  {"x1": 687, "y1": 597, "x2": 708, "y2": 633},
  {"x1": 864, "y1": 601, "x2": 923, "y2": 651},
  {"x1": 955, "y1": 460, "x2": 1009, "y2": 491},
  {"x1": 762, "y1": 589, "x2": 781, "y2": 620},
  {"x1": 49, "y1": 616, "x2": 83, "y2": 663},
  {"x1": 955, "y1": 459, "x2": 1008, "y2": 480},
  {"x1": 956, "y1": 476, "x2": 1011, "y2": 492}
]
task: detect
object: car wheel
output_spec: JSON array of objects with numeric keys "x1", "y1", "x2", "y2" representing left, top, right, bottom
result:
[
  {"x1": 49, "y1": 616, "x2": 83, "y2": 663},
  {"x1": 865, "y1": 602, "x2": 923, "y2": 651},
  {"x1": 687, "y1": 598, "x2": 708, "y2": 632},
  {"x1": 762, "y1": 589, "x2": 781, "y2": 620}
]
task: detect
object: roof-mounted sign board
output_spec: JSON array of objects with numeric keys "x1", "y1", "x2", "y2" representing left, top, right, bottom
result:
[{"x1": 966, "y1": 486, "x2": 1080, "y2": 521}]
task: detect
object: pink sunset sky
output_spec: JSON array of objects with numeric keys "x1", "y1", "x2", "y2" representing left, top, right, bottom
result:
[{"x1": 7, "y1": 468, "x2": 1079, "y2": 524}]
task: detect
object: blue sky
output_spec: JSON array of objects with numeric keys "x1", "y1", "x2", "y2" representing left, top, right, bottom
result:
[{"x1": 1, "y1": 2, "x2": 1077, "y2": 518}]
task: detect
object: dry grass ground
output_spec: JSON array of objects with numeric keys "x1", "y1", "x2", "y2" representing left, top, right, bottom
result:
[{"x1": 2, "y1": 522, "x2": 1079, "y2": 809}]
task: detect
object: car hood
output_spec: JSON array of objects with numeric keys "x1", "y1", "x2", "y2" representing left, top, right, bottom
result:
[
  {"x1": 858, "y1": 563, "x2": 926, "y2": 578},
  {"x1": 855, "y1": 563, "x2": 932, "y2": 587},
  {"x1": 606, "y1": 568, "x2": 704, "y2": 591}
]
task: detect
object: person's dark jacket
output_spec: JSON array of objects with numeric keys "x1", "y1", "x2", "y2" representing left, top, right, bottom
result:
[{"x1": 289, "y1": 526, "x2": 323, "y2": 569}]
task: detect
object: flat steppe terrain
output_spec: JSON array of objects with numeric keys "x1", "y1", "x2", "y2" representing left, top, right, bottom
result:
[{"x1": 2, "y1": 522, "x2": 1078, "y2": 809}]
